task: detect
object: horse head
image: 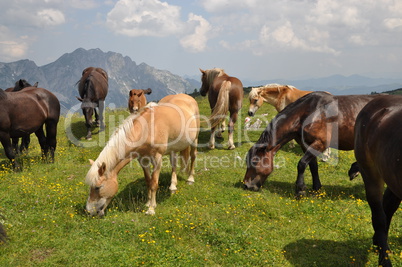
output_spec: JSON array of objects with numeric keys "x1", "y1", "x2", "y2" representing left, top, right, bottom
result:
[
  {"x1": 248, "y1": 87, "x2": 264, "y2": 116},
  {"x1": 199, "y1": 68, "x2": 210, "y2": 96},
  {"x1": 243, "y1": 145, "x2": 276, "y2": 191},
  {"x1": 86, "y1": 160, "x2": 118, "y2": 217},
  {"x1": 76, "y1": 96, "x2": 96, "y2": 127},
  {"x1": 128, "y1": 88, "x2": 152, "y2": 113}
]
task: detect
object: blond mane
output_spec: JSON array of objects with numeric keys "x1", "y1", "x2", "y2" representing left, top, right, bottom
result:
[
  {"x1": 85, "y1": 112, "x2": 140, "y2": 186},
  {"x1": 204, "y1": 68, "x2": 226, "y2": 86}
]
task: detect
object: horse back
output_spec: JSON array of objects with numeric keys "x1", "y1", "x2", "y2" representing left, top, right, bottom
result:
[
  {"x1": 79, "y1": 67, "x2": 108, "y2": 101},
  {"x1": 354, "y1": 95, "x2": 402, "y2": 197}
]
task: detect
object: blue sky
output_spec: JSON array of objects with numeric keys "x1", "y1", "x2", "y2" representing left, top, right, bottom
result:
[{"x1": 1, "y1": 0, "x2": 402, "y2": 81}]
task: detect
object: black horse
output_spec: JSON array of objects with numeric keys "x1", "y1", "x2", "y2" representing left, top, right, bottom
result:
[
  {"x1": 243, "y1": 92, "x2": 383, "y2": 196},
  {"x1": 0, "y1": 87, "x2": 60, "y2": 170},
  {"x1": 76, "y1": 67, "x2": 108, "y2": 140},
  {"x1": 353, "y1": 95, "x2": 402, "y2": 267},
  {"x1": 5, "y1": 79, "x2": 39, "y2": 153}
]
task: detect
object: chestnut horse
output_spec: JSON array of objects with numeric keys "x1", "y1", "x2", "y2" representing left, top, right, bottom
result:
[
  {"x1": 85, "y1": 94, "x2": 200, "y2": 216},
  {"x1": 76, "y1": 67, "x2": 108, "y2": 140},
  {"x1": 353, "y1": 95, "x2": 402, "y2": 267},
  {"x1": 243, "y1": 92, "x2": 382, "y2": 196},
  {"x1": 5, "y1": 79, "x2": 38, "y2": 152},
  {"x1": 0, "y1": 87, "x2": 60, "y2": 170},
  {"x1": 248, "y1": 84, "x2": 313, "y2": 116},
  {"x1": 199, "y1": 68, "x2": 243, "y2": 150},
  {"x1": 128, "y1": 88, "x2": 152, "y2": 113}
]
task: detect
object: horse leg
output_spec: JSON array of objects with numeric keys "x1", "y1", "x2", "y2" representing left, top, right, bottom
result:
[
  {"x1": 45, "y1": 120, "x2": 58, "y2": 163},
  {"x1": 169, "y1": 152, "x2": 178, "y2": 193},
  {"x1": 383, "y1": 187, "x2": 401, "y2": 231},
  {"x1": 20, "y1": 135, "x2": 30, "y2": 153},
  {"x1": 308, "y1": 157, "x2": 321, "y2": 191},
  {"x1": 187, "y1": 145, "x2": 197, "y2": 185},
  {"x1": 34, "y1": 126, "x2": 48, "y2": 160},
  {"x1": 11, "y1": 137, "x2": 19, "y2": 154},
  {"x1": 94, "y1": 108, "x2": 99, "y2": 126},
  {"x1": 98, "y1": 100, "x2": 105, "y2": 131},
  {"x1": 145, "y1": 154, "x2": 162, "y2": 215},
  {"x1": 209, "y1": 127, "x2": 216, "y2": 150},
  {"x1": 0, "y1": 133, "x2": 20, "y2": 170},
  {"x1": 140, "y1": 157, "x2": 152, "y2": 207},
  {"x1": 216, "y1": 121, "x2": 225, "y2": 139},
  {"x1": 295, "y1": 150, "x2": 319, "y2": 197},
  {"x1": 227, "y1": 111, "x2": 238, "y2": 150},
  {"x1": 364, "y1": 179, "x2": 391, "y2": 267}
]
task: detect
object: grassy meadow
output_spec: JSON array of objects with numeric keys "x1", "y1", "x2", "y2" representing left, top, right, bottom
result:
[{"x1": 1, "y1": 93, "x2": 402, "y2": 266}]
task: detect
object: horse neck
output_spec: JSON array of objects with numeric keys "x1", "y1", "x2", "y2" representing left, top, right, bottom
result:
[{"x1": 257, "y1": 113, "x2": 300, "y2": 150}]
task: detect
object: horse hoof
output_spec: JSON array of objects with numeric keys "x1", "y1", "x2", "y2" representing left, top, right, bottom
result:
[
  {"x1": 145, "y1": 209, "x2": 155, "y2": 215},
  {"x1": 228, "y1": 145, "x2": 235, "y2": 150},
  {"x1": 295, "y1": 191, "x2": 306, "y2": 199},
  {"x1": 187, "y1": 181, "x2": 194, "y2": 185},
  {"x1": 208, "y1": 144, "x2": 215, "y2": 150},
  {"x1": 170, "y1": 190, "x2": 177, "y2": 194},
  {"x1": 86, "y1": 137, "x2": 92, "y2": 140}
]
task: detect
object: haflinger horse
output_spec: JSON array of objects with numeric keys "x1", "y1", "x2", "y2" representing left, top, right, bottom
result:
[
  {"x1": 6, "y1": 79, "x2": 39, "y2": 153},
  {"x1": 243, "y1": 91, "x2": 383, "y2": 196},
  {"x1": 200, "y1": 68, "x2": 243, "y2": 150},
  {"x1": 353, "y1": 95, "x2": 402, "y2": 267},
  {"x1": 128, "y1": 88, "x2": 152, "y2": 113},
  {"x1": 85, "y1": 93, "x2": 200, "y2": 216},
  {"x1": 248, "y1": 83, "x2": 313, "y2": 116},
  {"x1": 76, "y1": 67, "x2": 108, "y2": 140},
  {"x1": 0, "y1": 87, "x2": 60, "y2": 170}
]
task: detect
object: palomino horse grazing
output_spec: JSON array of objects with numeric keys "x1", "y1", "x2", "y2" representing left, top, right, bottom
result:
[
  {"x1": 5, "y1": 79, "x2": 39, "y2": 153},
  {"x1": 353, "y1": 95, "x2": 402, "y2": 267},
  {"x1": 86, "y1": 94, "x2": 200, "y2": 216},
  {"x1": 243, "y1": 92, "x2": 383, "y2": 196},
  {"x1": 200, "y1": 68, "x2": 243, "y2": 150},
  {"x1": 128, "y1": 88, "x2": 152, "y2": 113},
  {"x1": 248, "y1": 84, "x2": 312, "y2": 115},
  {"x1": 76, "y1": 67, "x2": 108, "y2": 140},
  {"x1": 0, "y1": 87, "x2": 60, "y2": 170}
]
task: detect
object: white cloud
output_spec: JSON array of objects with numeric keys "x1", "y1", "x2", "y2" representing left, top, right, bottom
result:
[
  {"x1": 180, "y1": 14, "x2": 211, "y2": 52},
  {"x1": 106, "y1": 0, "x2": 183, "y2": 37},
  {"x1": 36, "y1": 9, "x2": 65, "y2": 27},
  {"x1": 384, "y1": 18, "x2": 402, "y2": 30},
  {"x1": 0, "y1": 26, "x2": 28, "y2": 61}
]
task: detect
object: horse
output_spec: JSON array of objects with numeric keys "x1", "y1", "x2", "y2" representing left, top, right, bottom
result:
[
  {"x1": 353, "y1": 95, "x2": 402, "y2": 267},
  {"x1": 248, "y1": 84, "x2": 313, "y2": 116},
  {"x1": 76, "y1": 67, "x2": 108, "y2": 140},
  {"x1": 199, "y1": 68, "x2": 243, "y2": 150},
  {"x1": 128, "y1": 88, "x2": 152, "y2": 113},
  {"x1": 85, "y1": 94, "x2": 200, "y2": 216},
  {"x1": 0, "y1": 87, "x2": 60, "y2": 170},
  {"x1": 5, "y1": 79, "x2": 39, "y2": 153},
  {"x1": 243, "y1": 91, "x2": 383, "y2": 196}
]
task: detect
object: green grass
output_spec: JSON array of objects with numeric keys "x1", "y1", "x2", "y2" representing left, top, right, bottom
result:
[{"x1": 1, "y1": 95, "x2": 401, "y2": 266}]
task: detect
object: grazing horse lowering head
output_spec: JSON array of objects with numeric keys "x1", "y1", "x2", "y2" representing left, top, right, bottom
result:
[{"x1": 128, "y1": 88, "x2": 152, "y2": 113}]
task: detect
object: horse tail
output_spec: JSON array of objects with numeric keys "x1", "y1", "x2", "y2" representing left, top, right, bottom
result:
[
  {"x1": 179, "y1": 147, "x2": 191, "y2": 174},
  {"x1": 209, "y1": 81, "x2": 231, "y2": 129}
]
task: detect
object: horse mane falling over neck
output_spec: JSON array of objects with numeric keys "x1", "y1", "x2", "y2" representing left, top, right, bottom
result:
[{"x1": 85, "y1": 113, "x2": 140, "y2": 186}]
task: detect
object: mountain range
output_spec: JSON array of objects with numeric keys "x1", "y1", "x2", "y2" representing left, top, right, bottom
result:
[
  {"x1": 1, "y1": 48, "x2": 401, "y2": 114},
  {"x1": 0, "y1": 48, "x2": 200, "y2": 114}
]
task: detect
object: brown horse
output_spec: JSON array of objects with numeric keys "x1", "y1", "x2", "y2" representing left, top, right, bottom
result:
[
  {"x1": 199, "y1": 68, "x2": 243, "y2": 150},
  {"x1": 243, "y1": 92, "x2": 383, "y2": 196},
  {"x1": 248, "y1": 84, "x2": 313, "y2": 116},
  {"x1": 0, "y1": 87, "x2": 60, "y2": 170},
  {"x1": 76, "y1": 67, "x2": 108, "y2": 140},
  {"x1": 128, "y1": 88, "x2": 152, "y2": 113},
  {"x1": 85, "y1": 94, "x2": 200, "y2": 216},
  {"x1": 5, "y1": 79, "x2": 39, "y2": 152},
  {"x1": 353, "y1": 95, "x2": 402, "y2": 267}
]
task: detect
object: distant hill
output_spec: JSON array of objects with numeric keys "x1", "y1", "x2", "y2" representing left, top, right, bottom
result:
[{"x1": 0, "y1": 48, "x2": 200, "y2": 113}]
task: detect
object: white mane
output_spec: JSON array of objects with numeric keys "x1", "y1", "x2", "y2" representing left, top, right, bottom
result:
[{"x1": 85, "y1": 112, "x2": 139, "y2": 186}]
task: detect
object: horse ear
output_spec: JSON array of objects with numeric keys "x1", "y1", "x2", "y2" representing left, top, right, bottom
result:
[
  {"x1": 129, "y1": 90, "x2": 133, "y2": 96},
  {"x1": 199, "y1": 68, "x2": 205, "y2": 74},
  {"x1": 33, "y1": 82, "x2": 38, "y2": 87},
  {"x1": 98, "y1": 162, "x2": 106, "y2": 176},
  {"x1": 138, "y1": 91, "x2": 143, "y2": 97},
  {"x1": 18, "y1": 79, "x2": 24, "y2": 87},
  {"x1": 89, "y1": 159, "x2": 95, "y2": 165},
  {"x1": 144, "y1": 88, "x2": 152, "y2": 95},
  {"x1": 76, "y1": 96, "x2": 83, "y2": 102}
]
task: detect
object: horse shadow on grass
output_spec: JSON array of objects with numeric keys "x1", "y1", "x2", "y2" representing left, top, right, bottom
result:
[
  {"x1": 283, "y1": 238, "x2": 370, "y2": 266},
  {"x1": 233, "y1": 180, "x2": 366, "y2": 201},
  {"x1": 66, "y1": 121, "x2": 102, "y2": 143}
]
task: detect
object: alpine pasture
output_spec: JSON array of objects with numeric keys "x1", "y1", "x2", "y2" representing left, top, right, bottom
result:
[{"x1": 0, "y1": 93, "x2": 401, "y2": 266}]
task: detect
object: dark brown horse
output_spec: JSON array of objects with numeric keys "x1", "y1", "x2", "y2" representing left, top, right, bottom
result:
[
  {"x1": 353, "y1": 95, "x2": 402, "y2": 267},
  {"x1": 76, "y1": 67, "x2": 108, "y2": 140},
  {"x1": 128, "y1": 88, "x2": 152, "y2": 113},
  {"x1": 0, "y1": 87, "x2": 60, "y2": 170},
  {"x1": 243, "y1": 92, "x2": 383, "y2": 196},
  {"x1": 199, "y1": 68, "x2": 243, "y2": 150},
  {"x1": 5, "y1": 79, "x2": 39, "y2": 152}
]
